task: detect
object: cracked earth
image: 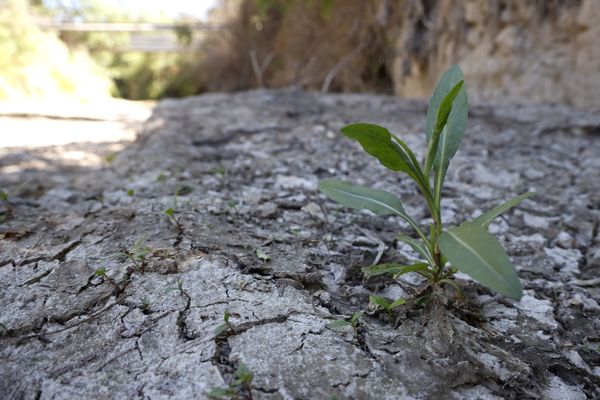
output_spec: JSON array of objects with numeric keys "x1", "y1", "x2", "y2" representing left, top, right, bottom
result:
[{"x1": 1, "y1": 90, "x2": 600, "y2": 399}]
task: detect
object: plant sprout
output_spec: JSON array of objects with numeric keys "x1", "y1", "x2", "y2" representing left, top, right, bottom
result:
[{"x1": 319, "y1": 65, "x2": 533, "y2": 300}]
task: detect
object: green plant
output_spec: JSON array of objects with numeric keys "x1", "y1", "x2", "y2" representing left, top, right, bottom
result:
[
  {"x1": 119, "y1": 236, "x2": 152, "y2": 273},
  {"x1": 164, "y1": 207, "x2": 183, "y2": 232},
  {"x1": 319, "y1": 65, "x2": 533, "y2": 300},
  {"x1": 255, "y1": 248, "x2": 271, "y2": 263},
  {"x1": 369, "y1": 295, "x2": 406, "y2": 317},
  {"x1": 207, "y1": 363, "x2": 253, "y2": 399},
  {"x1": 326, "y1": 311, "x2": 363, "y2": 334},
  {"x1": 214, "y1": 310, "x2": 237, "y2": 336}
]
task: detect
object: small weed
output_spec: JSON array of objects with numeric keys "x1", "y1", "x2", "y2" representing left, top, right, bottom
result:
[
  {"x1": 140, "y1": 298, "x2": 151, "y2": 313},
  {"x1": 156, "y1": 172, "x2": 167, "y2": 183},
  {"x1": 214, "y1": 165, "x2": 227, "y2": 178},
  {"x1": 104, "y1": 153, "x2": 116, "y2": 164},
  {"x1": 207, "y1": 363, "x2": 253, "y2": 399},
  {"x1": 254, "y1": 248, "x2": 271, "y2": 263},
  {"x1": 119, "y1": 237, "x2": 151, "y2": 273},
  {"x1": 127, "y1": 189, "x2": 135, "y2": 197},
  {"x1": 165, "y1": 279, "x2": 185, "y2": 294},
  {"x1": 95, "y1": 267, "x2": 123, "y2": 292},
  {"x1": 319, "y1": 65, "x2": 532, "y2": 301},
  {"x1": 214, "y1": 310, "x2": 237, "y2": 336},
  {"x1": 164, "y1": 207, "x2": 183, "y2": 233},
  {"x1": 369, "y1": 295, "x2": 406, "y2": 317},
  {"x1": 327, "y1": 311, "x2": 363, "y2": 335},
  {"x1": 0, "y1": 190, "x2": 10, "y2": 221}
]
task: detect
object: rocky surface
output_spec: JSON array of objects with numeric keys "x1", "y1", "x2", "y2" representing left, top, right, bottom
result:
[{"x1": 1, "y1": 89, "x2": 600, "y2": 399}]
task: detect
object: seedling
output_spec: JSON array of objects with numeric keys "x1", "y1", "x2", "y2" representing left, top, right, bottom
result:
[
  {"x1": 214, "y1": 310, "x2": 237, "y2": 336},
  {"x1": 326, "y1": 311, "x2": 363, "y2": 334},
  {"x1": 140, "y1": 298, "x2": 151, "y2": 313},
  {"x1": 156, "y1": 172, "x2": 167, "y2": 182},
  {"x1": 369, "y1": 295, "x2": 406, "y2": 317},
  {"x1": 95, "y1": 267, "x2": 123, "y2": 292},
  {"x1": 127, "y1": 189, "x2": 135, "y2": 197},
  {"x1": 105, "y1": 153, "x2": 116, "y2": 164},
  {"x1": 120, "y1": 237, "x2": 152, "y2": 273},
  {"x1": 164, "y1": 207, "x2": 183, "y2": 232},
  {"x1": 165, "y1": 279, "x2": 186, "y2": 294},
  {"x1": 319, "y1": 65, "x2": 533, "y2": 301},
  {"x1": 207, "y1": 363, "x2": 253, "y2": 399},
  {"x1": 0, "y1": 190, "x2": 10, "y2": 221},
  {"x1": 254, "y1": 248, "x2": 271, "y2": 263}
]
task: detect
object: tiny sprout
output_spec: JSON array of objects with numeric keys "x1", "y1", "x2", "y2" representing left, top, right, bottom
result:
[
  {"x1": 214, "y1": 165, "x2": 226, "y2": 178},
  {"x1": 0, "y1": 190, "x2": 8, "y2": 202},
  {"x1": 369, "y1": 295, "x2": 406, "y2": 316},
  {"x1": 127, "y1": 189, "x2": 135, "y2": 197},
  {"x1": 319, "y1": 65, "x2": 533, "y2": 301},
  {"x1": 156, "y1": 173, "x2": 167, "y2": 182},
  {"x1": 255, "y1": 248, "x2": 271, "y2": 263},
  {"x1": 164, "y1": 207, "x2": 183, "y2": 232},
  {"x1": 95, "y1": 267, "x2": 106, "y2": 277},
  {"x1": 104, "y1": 153, "x2": 116, "y2": 164},
  {"x1": 214, "y1": 310, "x2": 236, "y2": 335},
  {"x1": 326, "y1": 311, "x2": 363, "y2": 332},
  {"x1": 141, "y1": 298, "x2": 151, "y2": 311},
  {"x1": 207, "y1": 363, "x2": 253, "y2": 399},
  {"x1": 175, "y1": 185, "x2": 193, "y2": 196}
]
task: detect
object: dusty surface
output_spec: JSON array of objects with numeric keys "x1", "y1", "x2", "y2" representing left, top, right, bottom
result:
[{"x1": 1, "y1": 89, "x2": 600, "y2": 399}]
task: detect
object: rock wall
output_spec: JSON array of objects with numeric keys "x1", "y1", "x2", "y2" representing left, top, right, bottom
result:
[
  {"x1": 205, "y1": 0, "x2": 600, "y2": 108},
  {"x1": 391, "y1": 0, "x2": 600, "y2": 108}
]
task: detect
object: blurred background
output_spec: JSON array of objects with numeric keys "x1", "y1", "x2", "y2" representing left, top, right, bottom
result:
[{"x1": 1, "y1": 0, "x2": 599, "y2": 147}]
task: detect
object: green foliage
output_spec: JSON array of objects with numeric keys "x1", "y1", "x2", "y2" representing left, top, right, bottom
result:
[
  {"x1": 0, "y1": 0, "x2": 111, "y2": 101},
  {"x1": 207, "y1": 363, "x2": 253, "y2": 399},
  {"x1": 369, "y1": 295, "x2": 406, "y2": 315},
  {"x1": 319, "y1": 66, "x2": 533, "y2": 301},
  {"x1": 326, "y1": 311, "x2": 363, "y2": 331},
  {"x1": 255, "y1": 248, "x2": 271, "y2": 262},
  {"x1": 214, "y1": 311, "x2": 235, "y2": 336}
]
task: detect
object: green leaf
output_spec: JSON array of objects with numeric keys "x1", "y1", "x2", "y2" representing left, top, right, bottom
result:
[
  {"x1": 361, "y1": 262, "x2": 430, "y2": 278},
  {"x1": 206, "y1": 387, "x2": 236, "y2": 398},
  {"x1": 433, "y1": 80, "x2": 464, "y2": 136},
  {"x1": 390, "y1": 298, "x2": 406, "y2": 308},
  {"x1": 326, "y1": 319, "x2": 352, "y2": 329},
  {"x1": 233, "y1": 363, "x2": 253, "y2": 385},
  {"x1": 425, "y1": 66, "x2": 468, "y2": 176},
  {"x1": 350, "y1": 311, "x2": 363, "y2": 325},
  {"x1": 255, "y1": 248, "x2": 271, "y2": 262},
  {"x1": 473, "y1": 192, "x2": 535, "y2": 228},
  {"x1": 213, "y1": 323, "x2": 229, "y2": 335},
  {"x1": 318, "y1": 180, "x2": 426, "y2": 240},
  {"x1": 340, "y1": 123, "x2": 417, "y2": 179},
  {"x1": 396, "y1": 234, "x2": 433, "y2": 264},
  {"x1": 438, "y1": 221, "x2": 523, "y2": 300},
  {"x1": 369, "y1": 295, "x2": 391, "y2": 310}
]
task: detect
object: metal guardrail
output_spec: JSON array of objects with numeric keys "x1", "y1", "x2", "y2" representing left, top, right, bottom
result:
[{"x1": 36, "y1": 21, "x2": 225, "y2": 32}]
